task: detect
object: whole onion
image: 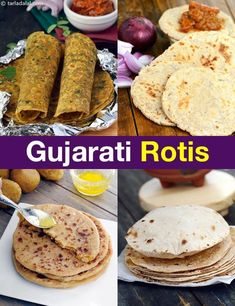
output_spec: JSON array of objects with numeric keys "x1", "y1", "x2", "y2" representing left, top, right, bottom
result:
[{"x1": 118, "y1": 17, "x2": 157, "y2": 51}]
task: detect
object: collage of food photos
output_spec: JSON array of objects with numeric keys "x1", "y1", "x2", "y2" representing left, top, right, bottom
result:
[{"x1": 0, "y1": 1, "x2": 235, "y2": 306}]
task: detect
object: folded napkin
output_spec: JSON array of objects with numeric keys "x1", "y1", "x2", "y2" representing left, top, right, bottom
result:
[{"x1": 86, "y1": 26, "x2": 117, "y2": 43}]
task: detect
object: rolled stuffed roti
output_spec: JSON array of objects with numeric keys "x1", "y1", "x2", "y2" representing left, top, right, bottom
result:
[
  {"x1": 16, "y1": 32, "x2": 61, "y2": 123},
  {"x1": 54, "y1": 33, "x2": 97, "y2": 120}
]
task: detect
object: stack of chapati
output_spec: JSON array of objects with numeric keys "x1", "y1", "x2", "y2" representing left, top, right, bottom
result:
[
  {"x1": 131, "y1": 31, "x2": 235, "y2": 135},
  {"x1": 13, "y1": 204, "x2": 112, "y2": 288},
  {"x1": 124, "y1": 205, "x2": 235, "y2": 285}
]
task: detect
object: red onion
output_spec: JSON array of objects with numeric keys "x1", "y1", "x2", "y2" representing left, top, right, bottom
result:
[
  {"x1": 118, "y1": 41, "x2": 133, "y2": 56},
  {"x1": 117, "y1": 76, "x2": 133, "y2": 88},
  {"x1": 118, "y1": 17, "x2": 157, "y2": 51},
  {"x1": 118, "y1": 62, "x2": 132, "y2": 77},
  {"x1": 133, "y1": 52, "x2": 142, "y2": 59},
  {"x1": 124, "y1": 52, "x2": 143, "y2": 74},
  {"x1": 124, "y1": 52, "x2": 153, "y2": 74},
  {"x1": 138, "y1": 54, "x2": 154, "y2": 66},
  {"x1": 118, "y1": 40, "x2": 154, "y2": 88}
]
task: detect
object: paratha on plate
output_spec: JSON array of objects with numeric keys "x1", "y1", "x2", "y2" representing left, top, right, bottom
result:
[
  {"x1": 13, "y1": 247, "x2": 111, "y2": 288},
  {"x1": 39, "y1": 204, "x2": 100, "y2": 263},
  {"x1": 13, "y1": 210, "x2": 109, "y2": 277},
  {"x1": 43, "y1": 212, "x2": 110, "y2": 281}
]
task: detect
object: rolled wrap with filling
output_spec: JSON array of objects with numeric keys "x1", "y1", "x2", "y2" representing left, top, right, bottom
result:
[
  {"x1": 54, "y1": 33, "x2": 97, "y2": 120},
  {"x1": 16, "y1": 32, "x2": 61, "y2": 123}
]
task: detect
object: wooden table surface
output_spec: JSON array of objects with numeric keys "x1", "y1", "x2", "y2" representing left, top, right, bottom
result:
[
  {"x1": 118, "y1": 0, "x2": 235, "y2": 136},
  {"x1": 118, "y1": 169, "x2": 235, "y2": 306},
  {"x1": 0, "y1": 170, "x2": 117, "y2": 306},
  {"x1": 0, "y1": 5, "x2": 117, "y2": 136}
]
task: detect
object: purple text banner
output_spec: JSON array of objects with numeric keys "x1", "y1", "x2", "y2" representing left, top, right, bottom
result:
[{"x1": 0, "y1": 136, "x2": 233, "y2": 169}]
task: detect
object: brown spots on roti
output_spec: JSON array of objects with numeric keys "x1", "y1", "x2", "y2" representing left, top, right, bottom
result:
[
  {"x1": 179, "y1": 80, "x2": 188, "y2": 90},
  {"x1": 146, "y1": 239, "x2": 154, "y2": 244},
  {"x1": 178, "y1": 97, "x2": 190, "y2": 109},
  {"x1": 200, "y1": 55, "x2": 218, "y2": 68},
  {"x1": 127, "y1": 228, "x2": 138, "y2": 238},
  {"x1": 147, "y1": 87, "x2": 157, "y2": 98},
  {"x1": 219, "y1": 43, "x2": 231, "y2": 63}
]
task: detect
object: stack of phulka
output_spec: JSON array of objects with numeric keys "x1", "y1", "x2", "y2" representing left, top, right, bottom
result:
[
  {"x1": 13, "y1": 204, "x2": 112, "y2": 288},
  {"x1": 131, "y1": 31, "x2": 235, "y2": 135},
  {"x1": 124, "y1": 205, "x2": 235, "y2": 285}
]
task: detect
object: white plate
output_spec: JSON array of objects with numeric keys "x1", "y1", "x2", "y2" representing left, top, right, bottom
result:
[{"x1": 0, "y1": 204, "x2": 117, "y2": 306}]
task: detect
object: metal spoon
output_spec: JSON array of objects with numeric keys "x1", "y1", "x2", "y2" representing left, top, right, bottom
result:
[{"x1": 0, "y1": 194, "x2": 56, "y2": 229}]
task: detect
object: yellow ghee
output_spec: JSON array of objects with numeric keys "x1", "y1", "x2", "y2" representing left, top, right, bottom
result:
[
  {"x1": 39, "y1": 217, "x2": 56, "y2": 228},
  {"x1": 74, "y1": 170, "x2": 109, "y2": 196}
]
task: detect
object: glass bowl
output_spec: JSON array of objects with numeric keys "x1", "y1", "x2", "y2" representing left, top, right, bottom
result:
[{"x1": 70, "y1": 169, "x2": 115, "y2": 196}]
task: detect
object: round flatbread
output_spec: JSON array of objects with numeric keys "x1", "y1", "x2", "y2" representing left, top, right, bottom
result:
[
  {"x1": 125, "y1": 228, "x2": 235, "y2": 285},
  {"x1": 152, "y1": 31, "x2": 235, "y2": 72},
  {"x1": 43, "y1": 212, "x2": 110, "y2": 281},
  {"x1": 159, "y1": 5, "x2": 235, "y2": 42},
  {"x1": 125, "y1": 234, "x2": 232, "y2": 273},
  {"x1": 131, "y1": 62, "x2": 195, "y2": 126},
  {"x1": 126, "y1": 256, "x2": 235, "y2": 284},
  {"x1": 13, "y1": 209, "x2": 110, "y2": 277},
  {"x1": 129, "y1": 245, "x2": 235, "y2": 279},
  {"x1": 39, "y1": 204, "x2": 100, "y2": 262},
  {"x1": 162, "y1": 67, "x2": 235, "y2": 136},
  {"x1": 125, "y1": 205, "x2": 230, "y2": 258},
  {"x1": 13, "y1": 249, "x2": 111, "y2": 289},
  {"x1": 44, "y1": 241, "x2": 112, "y2": 282}
]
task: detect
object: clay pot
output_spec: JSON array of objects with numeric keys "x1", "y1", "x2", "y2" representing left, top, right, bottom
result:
[{"x1": 145, "y1": 169, "x2": 211, "y2": 188}]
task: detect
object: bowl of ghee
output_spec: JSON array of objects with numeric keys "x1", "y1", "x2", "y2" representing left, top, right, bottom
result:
[{"x1": 70, "y1": 169, "x2": 115, "y2": 196}]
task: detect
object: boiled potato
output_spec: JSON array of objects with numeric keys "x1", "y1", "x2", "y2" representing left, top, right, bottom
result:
[
  {"x1": 0, "y1": 169, "x2": 9, "y2": 179},
  {"x1": 1, "y1": 179, "x2": 22, "y2": 204},
  {"x1": 11, "y1": 169, "x2": 40, "y2": 193},
  {"x1": 38, "y1": 169, "x2": 64, "y2": 181}
]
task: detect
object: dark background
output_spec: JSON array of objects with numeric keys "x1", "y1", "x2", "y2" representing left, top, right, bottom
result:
[
  {"x1": 0, "y1": 4, "x2": 117, "y2": 56},
  {"x1": 0, "y1": 5, "x2": 41, "y2": 55}
]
